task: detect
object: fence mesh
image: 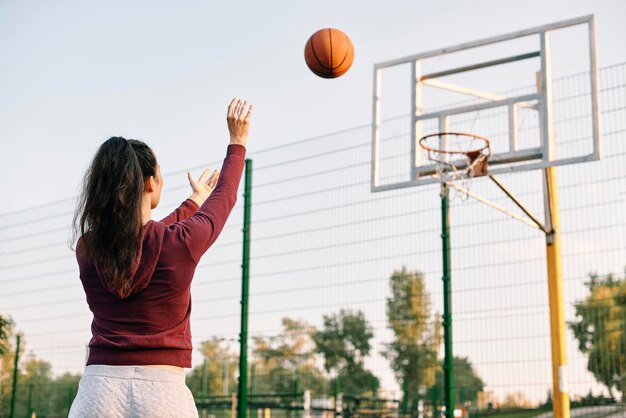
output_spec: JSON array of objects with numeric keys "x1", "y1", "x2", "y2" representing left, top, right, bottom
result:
[{"x1": 1, "y1": 63, "x2": 625, "y2": 417}]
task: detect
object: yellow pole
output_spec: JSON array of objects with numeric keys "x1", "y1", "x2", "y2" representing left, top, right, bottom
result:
[
  {"x1": 537, "y1": 62, "x2": 570, "y2": 417},
  {"x1": 544, "y1": 166, "x2": 570, "y2": 418}
]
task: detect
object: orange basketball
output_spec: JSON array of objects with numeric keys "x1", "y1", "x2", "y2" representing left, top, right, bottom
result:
[{"x1": 304, "y1": 28, "x2": 354, "y2": 79}]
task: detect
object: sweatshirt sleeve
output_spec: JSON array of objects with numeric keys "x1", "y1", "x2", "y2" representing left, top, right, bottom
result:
[
  {"x1": 173, "y1": 144, "x2": 246, "y2": 262},
  {"x1": 160, "y1": 199, "x2": 200, "y2": 225}
]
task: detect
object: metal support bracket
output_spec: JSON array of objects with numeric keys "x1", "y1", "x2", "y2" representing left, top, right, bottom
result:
[
  {"x1": 489, "y1": 175, "x2": 553, "y2": 236},
  {"x1": 447, "y1": 175, "x2": 553, "y2": 236},
  {"x1": 542, "y1": 169, "x2": 556, "y2": 244}
]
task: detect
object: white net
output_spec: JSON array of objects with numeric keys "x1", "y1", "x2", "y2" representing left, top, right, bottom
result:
[{"x1": 419, "y1": 132, "x2": 491, "y2": 193}]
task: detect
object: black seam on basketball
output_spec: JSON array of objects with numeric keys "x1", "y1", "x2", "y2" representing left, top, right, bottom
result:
[
  {"x1": 328, "y1": 29, "x2": 333, "y2": 74},
  {"x1": 309, "y1": 38, "x2": 330, "y2": 76},
  {"x1": 332, "y1": 35, "x2": 351, "y2": 70}
]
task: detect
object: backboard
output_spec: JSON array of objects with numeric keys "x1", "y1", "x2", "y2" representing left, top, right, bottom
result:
[{"x1": 371, "y1": 15, "x2": 599, "y2": 192}]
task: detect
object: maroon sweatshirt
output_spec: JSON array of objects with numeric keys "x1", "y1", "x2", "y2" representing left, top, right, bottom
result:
[{"x1": 77, "y1": 144, "x2": 246, "y2": 368}]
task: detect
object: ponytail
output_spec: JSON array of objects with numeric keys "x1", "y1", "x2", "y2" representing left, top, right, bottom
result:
[{"x1": 73, "y1": 137, "x2": 157, "y2": 296}]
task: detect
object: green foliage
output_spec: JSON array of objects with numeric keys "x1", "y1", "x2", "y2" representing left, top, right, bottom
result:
[
  {"x1": 19, "y1": 356, "x2": 53, "y2": 415},
  {"x1": 0, "y1": 337, "x2": 80, "y2": 418},
  {"x1": 433, "y1": 357, "x2": 484, "y2": 404},
  {"x1": 483, "y1": 409, "x2": 544, "y2": 418},
  {"x1": 569, "y1": 271, "x2": 626, "y2": 397},
  {"x1": 47, "y1": 372, "x2": 82, "y2": 416},
  {"x1": 0, "y1": 324, "x2": 18, "y2": 416},
  {"x1": 0, "y1": 314, "x2": 12, "y2": 357},
  {"x1": 186, "y1": 337, "x2": 239, "y2": 398},
  {"x1": 569, "y1": 389, "x2": 616, "y2": 407},
  {"x1": 383, "y1": 267, "x2": 442, "y2": 403},
  {"x1": 252, "y1": 317, "x2": 327, "y2": 396},
  {"x1": 336, "y1": 365, "x2": 379, "y2": 397},
  {"x1": 313, "y1": 309, "x2": 379, "y2": 396},
  {"x1": 314, "y1": 310, "x2": 372, "y2": 372}
]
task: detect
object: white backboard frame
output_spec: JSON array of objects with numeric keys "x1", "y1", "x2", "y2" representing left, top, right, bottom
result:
[{"x1": 371, "y1": 15, "x2": 600, "y2": 192}]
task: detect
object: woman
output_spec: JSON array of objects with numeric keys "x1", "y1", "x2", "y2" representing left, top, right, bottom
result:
[{"x1": 69, "y1": 99, "x2": 252, "y2": 418}]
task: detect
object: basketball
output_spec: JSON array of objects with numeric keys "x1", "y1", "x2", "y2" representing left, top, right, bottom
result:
[{"x1": 304, "y1": 28, "x2": 354, "y2": 79}]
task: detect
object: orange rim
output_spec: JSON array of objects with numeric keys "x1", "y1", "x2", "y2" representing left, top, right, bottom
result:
[{"x1": 418, "y1": 132, "x2": 491, "y2": 157}]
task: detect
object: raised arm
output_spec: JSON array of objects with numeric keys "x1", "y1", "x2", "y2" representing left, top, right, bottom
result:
[
  {"x1": 159, "y1": 199, "x2": 199, "y2": 225},
  {"x1": 175, "y1": 145, "x2": 245, "y2": 261},
  {"x1": 160, "y1": 167, "x2": 220, "y2": 225},
  {"x1": 173, "y1": 99, "x2": 252, "y2": 262}
]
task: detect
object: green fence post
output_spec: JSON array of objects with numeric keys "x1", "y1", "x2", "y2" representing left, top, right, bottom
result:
[
  {"x1": 295, "y1": 367, "x2": 301, "y2": 394},
  {"x1": 237, "y1": 159, "x2": 253, "y2": 418},
  {"x1": 336, "y1": 376, "x2": 343, "y2": 418},
  {"x1": 202, "y1": 359, "x2": 208, "y2": 399},
  {"x1": 9, "y1": 334, "x2": 20, "y2": 418},
  {"x1": 27, "y1": 383, "x2": 33, "y2": 417},
  {"x1": 401, "y1": 379, "x2": 408, "y2": 415},
  {"x1": 295, "y1": 367, "x2": 301, "y2": 418},
  {"x1": 250, "y1": 364, "x2": 256, "y2": 396},
  {"x1": 224, "y1": 357, "x2": 230, "y2": 396},
  {"x1": 441, "y1": 184, "x2": 454, "y2": 418},
  {"x1": 371, "y1": 376, "x2": 378, "y2": 413},
  {"x1": 432, "y1": 385, "x2": 438, "y2": 418},
  {"x1": 67, "y1": 385, "x2": 73, "y2": 414},
  {"x1": 334, "y1": 376, "x2": 341, "y2": 418}
]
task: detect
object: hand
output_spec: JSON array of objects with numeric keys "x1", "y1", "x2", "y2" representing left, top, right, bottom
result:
[
  {"x1": 188, "y1": 168, "x2": 220, "y2": 207},
  {"x1": 227, "y1": 98, "x2": 253, "y2": 148}
]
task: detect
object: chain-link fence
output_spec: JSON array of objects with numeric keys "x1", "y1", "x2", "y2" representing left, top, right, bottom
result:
[{"x1": 1, "y1": 63, "x2": 625, "y2": 418}]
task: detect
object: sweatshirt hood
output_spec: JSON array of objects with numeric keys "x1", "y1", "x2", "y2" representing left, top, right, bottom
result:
[{"x1": 94, "y1": 221, "x2": 165, "y2": 299}]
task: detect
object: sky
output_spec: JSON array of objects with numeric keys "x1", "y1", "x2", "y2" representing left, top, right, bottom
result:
[
  {"x1": 1, "y1": 0, "x2": 626, "y2": 405},
  {"x1": 1, "y1": 0, "x2": 625, "y2": 212}
]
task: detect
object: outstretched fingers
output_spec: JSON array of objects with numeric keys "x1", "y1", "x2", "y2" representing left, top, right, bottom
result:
[
  {"x1": 227, "y1": 98, "x2": 239, "y2": 117},
  {"x1": 207, "y1": 169, "x2": 219, "y2": 188},
  {"x1": 228, "y1": 98, "x2": 244, "y2": 118},
  {"x1": 244, "y1": 104, "x2": 253, "y2": 122},
  {"x1": 237, "y1": 101, "x2": 247, "y2": 118},
  {"x1": 197, "y1": 168, "x2": 212, "y2": 183},
  {"x1": 187, "y1": 171, "x2": 197, "y2": 187},
  {"x1": 228, "y1": 98, "x2": 253, "y2": 120},
  {"x1": 227, "y1": 98, "x2": 252, "y2": 147}
]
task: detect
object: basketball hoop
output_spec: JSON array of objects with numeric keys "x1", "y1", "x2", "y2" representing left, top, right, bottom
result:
[{"x1": 418, "y1": 132, "x2": 491, "y2": 190}]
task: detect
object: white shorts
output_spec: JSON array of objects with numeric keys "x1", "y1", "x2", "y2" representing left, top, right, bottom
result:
[{"x1": 68, "y1": 365, "x2": 198, "y2": 418}]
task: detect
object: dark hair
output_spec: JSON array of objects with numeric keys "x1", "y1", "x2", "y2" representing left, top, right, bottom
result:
[{"x1": 72, "y1": 137, "x2": 157, "y2": 296}]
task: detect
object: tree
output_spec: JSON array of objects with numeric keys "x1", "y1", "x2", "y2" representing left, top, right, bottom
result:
[
  {"x1": 500, "y1": 391, "x2": 532, "y2": 408},
  {"x1": 0, "y1": 321, "x2": 19, "y2": 417},
  {"x1": 186, "y1": 337, "x2": 238, "y2": 398},
  {"x1": 313, "y1": 309, "x2": 379, "y2": 395},
  {"x1": 0, "y1": 314, "x2": 13, "y2": 415},
  {"x1": 569, "y1": 271, "x2": 626, "y2": 397},
  {"x1": 48, "y1": 372, "x2": 81, "y2": 417},
  {"x1": 433, "y1": 357, "x2": 484, "y2": 405},
  {"x1": 383, "y1": 267, "x2": 442, "y2": 404},
  {"x1": 18, "y1": 356, "x2": 54, "y2": 416},
  {"x1": 0, "y1": 333, "x2": 80, "y2": 418},
  {"x1": 0, "y1": 314, "x2": 11, "y2": 356},
  {"x1": 252, "y1": 317, "x2": 327, "y2": 395}
]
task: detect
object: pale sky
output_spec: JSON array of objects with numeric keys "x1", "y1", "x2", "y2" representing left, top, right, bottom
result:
[
  {"x1": 1, "y1": 0, "x2": 626, "y2": 406},
  {"x1": 1, "y1": 0, "x2": 625, "y2": 211}
]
